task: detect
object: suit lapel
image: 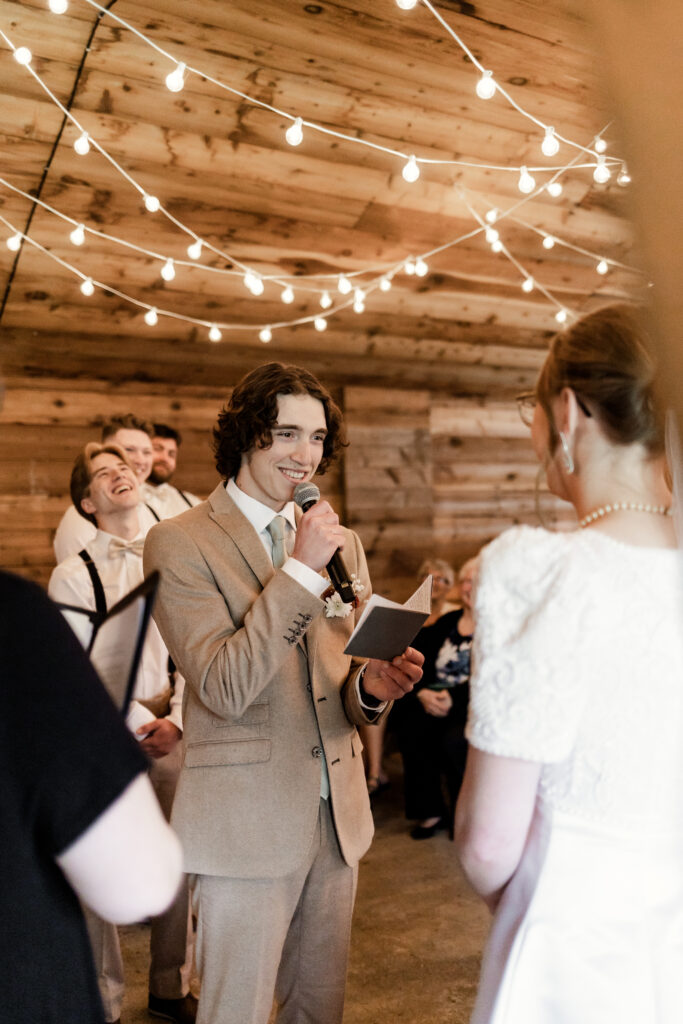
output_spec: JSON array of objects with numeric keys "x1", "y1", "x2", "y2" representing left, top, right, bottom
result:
[{"x1": 207, "y1": 482, "x2": 274, "y2": 590}]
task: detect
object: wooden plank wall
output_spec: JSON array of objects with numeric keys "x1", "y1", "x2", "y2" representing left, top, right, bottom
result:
[{"x1": 0, "y1": 376, "x2": 572, "y2": 592}]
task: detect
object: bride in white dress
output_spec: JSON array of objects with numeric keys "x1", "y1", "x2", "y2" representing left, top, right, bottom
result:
[{"x1": 454, "y1": 305, "x2": 683, "y2": 1024}]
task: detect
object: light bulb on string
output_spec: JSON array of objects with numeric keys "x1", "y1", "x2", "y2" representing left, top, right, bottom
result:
[
  {"x1": 337, "y1": 274, "x2": 352, "y2": 295},
  {"x1": 491, "y1": 239, "x2": 503, "y2": 253},
  {"x1": 518, "y1": 166, "x2": 536, "y2": 194},
  {"x1": 281, "y1": 285, "x2": 294, "y2": 304},
  {"x1": 14, "y1": 47, "x2": 32, "y2": 65},
  {"x1": 404, "y1": 258, "x2": 416, "y2": 275},
  {"x1": 314, "y1": 317, "x2": 327, "y2": 332},
  {"x1": 74, "y1": 132, "x2": 90, "y2": 155},
  {"x1": 69, "y1": 223, "x2": 85, "y2": 246},
  {"x1": 415, "y1": 258, "x2": 429, "y2": 277},
  {"x1": 485, "y1": 226, "x2": 499, "y2": 244},
  {"x1": 379, "y1": 276, "x2": 392, "y2": 292},
  {"x1": 546, "y1": 181, "x2": 563, "y2": 198},
  {"x1": 6, "y1": 232, "x2": 22, "y2": 251},
  {"x1": 617, "y1": 165, "x2": 631, "y2": 186},
  {"x1": 143, "y1": 193, "x2": 160, "y2": 212},
  {"x1": 187, "y1": 239, "x2": 202, "y2": 260},
  {"x1": 402, "y1": 155, "x2": 420, "y2": 183},
  {"x1": 259, "y1": 327, "x2": 272, "y2": 343},
  {"x1": 319, "y1": 290, "x2": 332, "y2": 309},
  {"x1": 593, "y1": 156, "x2": 611, "y2": 184},
  {"x1": 48, "y1": 0, "x2": 68, "y2": 11},
  {"x1": 485, "y1": 208, "x2": 498, "y2": 224},
  {"x1": 244, "y1": 270, "x2": 264, "y2": 296},
  {"x1": 596, "y1": 259, "x2": 609, "y2": 275},
  {"x1": 555, "y1": 308, "x2": 568, "y2": 324},
  {"x1": 285, "y1": 117, "x2": 303, "y2": 147},
  {"x1": 521, "y1": 277, "x2": 534, "y2": 293},
  {"x1": 353, "y1": 297, "x2": 365, "y2": 314},
  {"x1": 395, "y1": 0, "x2": 418, "y2": 10},
  {"x1": 160, "y1": 258, "x2": 175, "y2": 282},
  {"x1": 541, "y1": 127, "x2": 559, "y2": 157},
  {"x1": 208, "y1": 325, "x2": 222, "y2": 342},
  {"x1": 165, "y1": 62, "x2": 186, "y2": 93},
  {"x1": 144, "y1": 308, "x2": 158, "y2": 327},
  {"x1": 594, "y1": 136, "x2": 607, "y2": 154},
  {"x1": 475, "y1": 70, "x2": 496, "y2": 100},
  {"x1": 80, "y1": 277, "x2": 95, "y2": 296},
  {"x1": 542, "y1": 235, "x2": 555, "y2": 250}
]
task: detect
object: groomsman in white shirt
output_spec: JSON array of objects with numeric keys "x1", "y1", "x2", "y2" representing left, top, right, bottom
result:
[
  {"x1": 48, "y1": 441, "x2": 196, "y2": 1024},
  {"x1": 148, "y1": 423, "x2": 201, "y2": 520}
]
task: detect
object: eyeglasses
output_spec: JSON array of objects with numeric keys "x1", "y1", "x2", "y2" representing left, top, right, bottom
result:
[{"x1": 515, "y1": 392, "x2": 592, "y2": 427}]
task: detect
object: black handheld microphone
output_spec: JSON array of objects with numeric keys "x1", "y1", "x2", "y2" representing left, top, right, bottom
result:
[{"x1": 293, "y1": 482, "x2": 356, "y2": 604}]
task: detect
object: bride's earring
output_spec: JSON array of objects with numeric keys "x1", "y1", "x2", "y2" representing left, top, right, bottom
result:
[{"x1": 558, "y1": 431, "x2": 575, "y2": 474}]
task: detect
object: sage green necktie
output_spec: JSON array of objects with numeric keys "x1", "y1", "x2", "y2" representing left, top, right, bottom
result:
[{"x1": 266, "y1": 515, "x2": 288, "y2": 569}]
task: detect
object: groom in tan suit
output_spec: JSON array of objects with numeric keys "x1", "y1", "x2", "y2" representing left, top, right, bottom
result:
[{"x1": 143, "y1": 363, "x2": 423, "y2": 1024}]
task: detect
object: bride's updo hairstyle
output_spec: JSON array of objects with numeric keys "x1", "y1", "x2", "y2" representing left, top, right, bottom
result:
[{"x1": 536, "y1": 304, "x2": 665, "y2": 457}]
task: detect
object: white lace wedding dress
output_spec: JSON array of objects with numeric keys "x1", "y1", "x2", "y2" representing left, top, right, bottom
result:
[{"x1": 466, "y1": 525, "x2": 683, "y2": 1024}]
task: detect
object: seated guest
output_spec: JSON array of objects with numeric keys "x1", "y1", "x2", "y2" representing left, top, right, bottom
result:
[
  {"x1": 54, "y1": 414, "x2": 158, "y2": 563},
  {"x1": 148, "y1": 423, "x2": 201, "y2": 519},
  {"x1": 49, "y1": 442, "x2": 195, "y2": 1024},
  {"x1": 393, "y1": 557, "x2": 478, "y2": 838},
  {"x1": 1, "y1": 568, "x2": 182, "y2": 1024}
]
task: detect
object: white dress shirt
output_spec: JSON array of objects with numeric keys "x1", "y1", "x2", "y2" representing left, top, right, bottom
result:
[
  {"x1": 142, "y1": 481, "x2": 201, "y2": 521},
  {"x1": 49, "y1": 528, "x2": 184, "y2": 731},
  {"x1": 53, "y1": 502, "x2": 160, "y2": 564}
]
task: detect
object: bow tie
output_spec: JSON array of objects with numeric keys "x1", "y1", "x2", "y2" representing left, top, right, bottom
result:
[{"x1": 108, "y1": 537, "x2": 145, "y2": 558}]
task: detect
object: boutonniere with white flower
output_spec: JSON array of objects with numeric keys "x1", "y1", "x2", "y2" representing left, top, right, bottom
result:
[{"x1": 323, "y1": 573, "x2": 365, "y2": 618}]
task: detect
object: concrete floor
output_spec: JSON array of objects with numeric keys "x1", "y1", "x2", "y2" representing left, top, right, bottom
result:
[{"x1": 118, "y1": 752, "x2": 489, "y2": 1023}]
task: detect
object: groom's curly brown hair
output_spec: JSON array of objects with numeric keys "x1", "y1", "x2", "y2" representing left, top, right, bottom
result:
[{"x1": 212, "y1": 362, "x2": 346, "y2": 481}]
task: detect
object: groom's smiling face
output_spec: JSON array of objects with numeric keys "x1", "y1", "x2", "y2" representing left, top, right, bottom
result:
[{"x1": 236, "y1": 392, "x2": 328, "y2": 511}]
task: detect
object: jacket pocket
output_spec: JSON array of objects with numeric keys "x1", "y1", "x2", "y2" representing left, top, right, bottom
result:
[
  {"x1": 184, "y1": 738, "x2": 271, "y2": 768},
  {"x1": 211, "y1": 702, "x2": 270, "y2": 728}
]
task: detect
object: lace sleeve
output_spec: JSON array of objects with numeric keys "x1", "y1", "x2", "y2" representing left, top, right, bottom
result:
[{"x1": 466, "y1": 526, "x2": 590, "y2": 763}]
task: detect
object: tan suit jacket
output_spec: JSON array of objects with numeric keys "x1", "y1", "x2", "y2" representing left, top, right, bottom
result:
[{"x1": 143, "y1": 482, "x2": 381, "y2": 879}]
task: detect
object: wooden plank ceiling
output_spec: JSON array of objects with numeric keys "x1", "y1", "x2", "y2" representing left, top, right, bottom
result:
[{"x1": 0, "y1": 0, "x2": 646, "y2": 394}]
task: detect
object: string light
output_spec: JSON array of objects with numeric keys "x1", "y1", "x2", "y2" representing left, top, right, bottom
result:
[
  {"x1": 485, "y1": 226, "x2": 499, "y2": 244},
  {"x1": 546, "y1": 181, "x2": 563, "y2": 198},
  {"x1": 258, "y1": 327, "x2": 272, "y2": 342},
  {"x1": 353, "y1": 296, "x2": 365, "y2": 313},
  {"x1": 160, "y1": 258, "x2": 176, "y2": 281},
  {"x1": 165, "y1": 62, "x2": 186, "y2": 92},
  {"x1": 319, "y1": 290, "x2": 332, "y2": 308},
  {"x1": 13, "y1": 46, "x2": 31, "y2": 65},
  {"x1": 314, "y1": 317, "x2": 327, "y2": 332},
  {"x1": 144, "y1": 307, "x2": 158, "y2": 326},
  {"x1": 414, "y1": 257, "x2": 429, "y2": 276},
  {"x1": 6, "y1": 232, "x2": 22, "y2": 251},
  {"x1": 596, "y1": 259, "x2": 609, "y2": 275},
  {"x1": 617, "y1": 165, "x2": 631, "y2": 186},
  {"x1": 594, "y1": 136, "x2": 607, "y2": 153},
  {"x1": 555, "y1": 308, "x2": 568, "y2": 324},
  {"x1": 143, "y1": 193, "x2": 160, "y2": 212},
  {"x1": 285, "y1": 117, "x2": 303, "y2": 147},
  {"x1": 337, "y1": 274, "x2": 352, "y2": 295},
  {"x1": 69, "y1": 222, "x2": 85, "y2": 246},
  {"x1": 243, "y1": 271, "x2": 264, "y2": 296},
  {"x1": 593, "y1": 156, "x2": 611, "y2": 184},
  {"x1": 403, "y1": 258, "x2": 416, "y2": 275},
  {"x1": 542, "y1": 235, "x2": 556, "y2": 250},
  {"x1": 281, "y1": 285, "x2": 294, "y2": 304},
  {"x1": 379, "y1": 276, "x2": 392, "y2": 292},
  {"x1": 48, "y1": 0, "x2": 68, "y2": 11},
  {"x1": 475, "y1": 70, "x2": 496, "y2": 100},
  {"x1": 491, "y1": 239, "x2": 503, "y2": 253},
  {"x1": 74, "y1": 131, "x2": 90, "y2": 155},
  {"x1": 395, "y1": 0, "x2": 418, "y2": 10},
  {"x1": 187, "y1": 239, "x2": 202, "y2": 259},
  {"x1": 485, "y1": 209, "x2": 499, "y2": 224},
  {"x1": 518, "y1": 166, "x2": 536, "y2": 194},
  {"x1": 541, "y1": 127, "x2": 559, "y2": 157},
  {"x1": 80, "y1": 277, "x2": 95, "y2": 296},
  {"x1": 521, "y1": 276, "x2": 534, "y2": 293},
  {"x1": 208, "y1": 325, "x2": 222, "y2": 341},
  {"x1": 402, "y1": 155, "x2": 420, "y2": 183}
]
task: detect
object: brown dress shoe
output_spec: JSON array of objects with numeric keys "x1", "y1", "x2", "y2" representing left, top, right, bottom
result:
[{"x1": 148, "y1": 992, "x2": 198, "y2": 1024}]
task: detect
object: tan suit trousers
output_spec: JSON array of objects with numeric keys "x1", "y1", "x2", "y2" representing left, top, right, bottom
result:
[
  {"x1": 84, "y1": 744, "x2": 194, "y2": 1021},
  {"x1": 192, "y1": 798, "x2": 358, "y2": 1024}
]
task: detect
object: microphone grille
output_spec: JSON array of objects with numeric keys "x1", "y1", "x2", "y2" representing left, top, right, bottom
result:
[{"x1": 293, "y1": 481, "x2": 320, "y2": 509}]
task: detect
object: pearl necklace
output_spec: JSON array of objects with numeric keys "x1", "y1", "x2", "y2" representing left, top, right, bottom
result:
[{"x1": 579, "y1": 501, "x2": 673, "y2": 529}]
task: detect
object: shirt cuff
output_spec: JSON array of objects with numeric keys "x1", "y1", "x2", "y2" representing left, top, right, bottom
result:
[
  {"x1": 355, "y1": 665, "x2": 388, "y2": 713},
  {"x1": 283, "y1": 558, "x2": 329, "y2": 598}
]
